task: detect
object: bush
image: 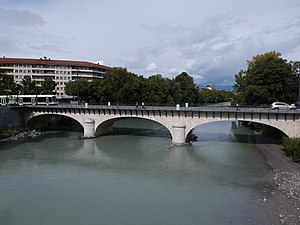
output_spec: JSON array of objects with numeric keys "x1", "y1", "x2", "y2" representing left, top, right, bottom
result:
[
  {"x1": 0, "y1": 128, "x2": 21, "y2": 139},
  {"x1": 282, "y1": 137, "x2": 300, "y2": 162}
]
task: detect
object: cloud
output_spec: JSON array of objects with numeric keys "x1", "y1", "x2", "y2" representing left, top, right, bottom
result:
[
  {"x1": 0, "y1": 0, "x2": 300, "y2": 88},
  {"x1": 126, "y1": 9, "x2": 300, "y2": 86},
  {"x1": 0, "y1": 7, "x2": 74, "y2": 58},
  {"x1": 146, "y1": 63, "x2": 157, "y2": 72},
  {"x1": 94, "y1": 60, "x2": 106, "y2": 66},
  {"x1": 0, "y1": 8, "x2": 45, "y2": 27}
]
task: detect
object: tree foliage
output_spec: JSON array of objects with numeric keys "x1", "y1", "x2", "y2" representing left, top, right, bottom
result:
[
  {"x1": 64, "y1": 79, "x2": 90, "y2": 102},
  {"x1": 21, "y1": 76, "x2": 40, "y2": 95},
  {"x1": 0, "y1": 70, "x2": 19, "y2": 95},
  {"x1": 64, "y1": 67, "x2": 232, "y2": 105},
  {"x1": 233, "y1": 51, "x2": 298, "y2": 105},
  {"x1": 199, "y1": 90, "x2": 232, "y2": 104},
  {"x1": 41, "y1": 77, "x2": 56, "y2": 94},
  {"x1": 0, "y1": 71, "x2": 57, "y2": 95},
  {"x1": 65, "y1": 68, "x2": 204, "y2": 104},
  {"x1": 1, "y1": 67, "x2": 232, "y2": 105}
]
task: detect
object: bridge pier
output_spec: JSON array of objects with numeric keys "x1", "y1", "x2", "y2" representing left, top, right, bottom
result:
[
  {"x1": 171, "y1": 123, "x2": 186, "y2": 146},
  {"x1": 83, "y1": 118, "x2": 95, "y2": 138}
]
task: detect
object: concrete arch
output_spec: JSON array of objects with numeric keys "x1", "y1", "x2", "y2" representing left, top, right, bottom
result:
[{"x1": 94, "y1": 116, "x2": 172, "y2": 139}]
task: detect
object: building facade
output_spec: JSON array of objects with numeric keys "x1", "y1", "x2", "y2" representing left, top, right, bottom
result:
[{"x1": 0, "y1": 57, "x2": 113, "y2": 97}]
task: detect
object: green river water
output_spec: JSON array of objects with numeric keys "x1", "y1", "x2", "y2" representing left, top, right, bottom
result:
[{"x1": 0, "y1": 119, "x2": 280, "y2": 225}]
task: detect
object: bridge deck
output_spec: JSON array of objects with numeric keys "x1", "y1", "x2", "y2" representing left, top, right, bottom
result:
[{"x1": 23, "y1": 104, "x2": 300, "y2": 115}]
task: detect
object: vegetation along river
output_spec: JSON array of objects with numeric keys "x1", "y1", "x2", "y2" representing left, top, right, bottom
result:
[{"x1": 0, "y1": 119, "x2": 282, "y2": 225}]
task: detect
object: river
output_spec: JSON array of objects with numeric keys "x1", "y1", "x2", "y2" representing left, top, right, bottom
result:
[{"x1": 0, "y1": 119, "x2": 280, "y2": 225}]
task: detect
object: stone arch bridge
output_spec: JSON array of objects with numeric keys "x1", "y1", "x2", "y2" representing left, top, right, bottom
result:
[{"x1": 24, "y1": 105, "x2": 300, "y2": 145}]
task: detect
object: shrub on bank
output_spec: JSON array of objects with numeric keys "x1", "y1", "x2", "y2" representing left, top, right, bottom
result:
[
  {"x1": 0, "y1": 128, "x2": 21, "y2": 139},
  {"x1": 282, "y1": 137, "x2": 300, "y2": 162}
]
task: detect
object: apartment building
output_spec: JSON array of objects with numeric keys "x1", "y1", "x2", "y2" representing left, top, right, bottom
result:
[{"x1": 0, "y1": 57, "x2": 113, "y2": 96}]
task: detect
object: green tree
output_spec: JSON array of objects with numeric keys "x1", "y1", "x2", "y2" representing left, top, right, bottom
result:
[
  {"x1": 144, "y1": 75, "x2": 167, "y2": 103},
  {"x1": 88, "y1": 79, "x2": 107, "y2": 103},
  {"x1": 198, "y1": 90, "x2": 233, "y2": 104},
  {"x1": 65, "y1": 79, "x2": 90, "y2": 102},
  {"x1": 21, "y1": 76, "x2": 39, "y2": 94},
  {"x1": 290, "y1": 61, "x2": 300, "y2": 103},
  {"x1": 174, "y1": 72, "x2": 198, "y2": 104},
  {"x1": 103, "y1": 68, "x2": 143, "y2": 104},
  {"x1": 0, "y1": 70, "x2": 19, "y2": 95},
  {"x1": 41, "y1": 77, "x2": 56, "y2": 94},
  {"x1": 233, "y1": 51, "x2": 298, "y2": 105}
]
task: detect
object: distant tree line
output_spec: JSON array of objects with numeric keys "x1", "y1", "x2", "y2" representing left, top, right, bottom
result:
[
  {"x1": 0, "y1": 68, "x2": 232, "y2": 104},
  {"x1": 64, "y1": 68, "x2": 232, "y2": 105}
]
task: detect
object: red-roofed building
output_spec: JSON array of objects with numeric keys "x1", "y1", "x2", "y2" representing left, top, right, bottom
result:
[{"x1": 0, "y1": 56, "x2": 113, "y2": 96}]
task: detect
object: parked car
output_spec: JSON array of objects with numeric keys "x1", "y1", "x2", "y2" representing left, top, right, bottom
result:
[{"x1": 271, "y1": 102, "x2": 297, "y2": 110}]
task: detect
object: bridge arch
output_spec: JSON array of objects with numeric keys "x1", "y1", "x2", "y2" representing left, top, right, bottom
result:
[
  {"x1": 94, "y1": 117, "x2": 172, "y2": 139},
  {"x1": 26, "y1": 114, "x2": 84, "y2": 133},
  {"x1": 185, "y1": 119, "x2": 288, "y2": 142}
]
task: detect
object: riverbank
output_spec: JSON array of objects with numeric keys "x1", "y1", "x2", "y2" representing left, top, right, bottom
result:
[
  {"x1": 0, "y1": 128, "x2": 21, "y2": 139},
  {"x1": 0, "y1": 129, "x2": 42, "y2": 142},
  {"x1": 255, "y1": 134, "x2": 300, "y2": 225}
]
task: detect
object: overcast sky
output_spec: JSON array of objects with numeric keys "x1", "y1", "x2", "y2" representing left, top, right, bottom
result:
[{"x1": 0, "y1": 0, "x2": 299, "y2": 88}]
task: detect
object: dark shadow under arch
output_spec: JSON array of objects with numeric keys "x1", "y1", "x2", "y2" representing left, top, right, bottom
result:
[
  {"x1": 27, "y1": 114, "x2": 83, "y2": 133},
  {"x1": 95, "y1": 117, "x2": 171, "y2": 139},
  {"x1": 187, "y1": 120, "x2": 286, "y2": 144}
]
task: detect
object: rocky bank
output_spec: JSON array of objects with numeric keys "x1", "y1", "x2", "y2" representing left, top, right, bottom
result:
[
  {"x1": 0, "y1": 130, "x2": 42, "y2": 142},
  {"x1": 256, "y1": 134, "x2": 300, "y2": 225}
]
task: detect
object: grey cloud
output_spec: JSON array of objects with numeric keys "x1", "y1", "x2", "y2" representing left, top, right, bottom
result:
[
  {"x1": 0, "y1": 36, "x2": 21, "y2": 53},
  {"x1": 130, "y1": 11, "x2": 300, "y2": 86},
  {"x1": 0, "y1": 8, "x2": 71, "y2": 59},
  {"x1": 130, "y1": 16, "x2": 243, "y2": 78},
  {"x1": 0, "y1": 8, "x2": 45, "y2": 27},
  {"x1": 1, "y1": 0, "x2": 299, "y2": 89}
]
